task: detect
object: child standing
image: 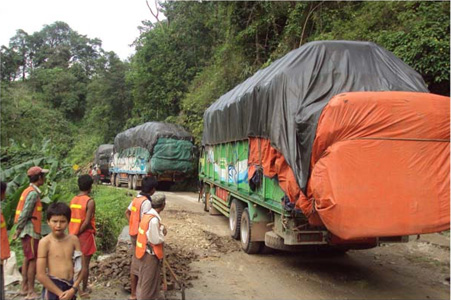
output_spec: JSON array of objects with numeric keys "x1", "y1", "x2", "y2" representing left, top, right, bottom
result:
[
  {"x1": 1, "y1": 182, "x2": 10, "y2": 300},
  {"x1": 68, "y1": 175, "x2": 96, "y2": 297},
  {"x1": 36, "y1": 202, "x2": 83, "y2": 300}
]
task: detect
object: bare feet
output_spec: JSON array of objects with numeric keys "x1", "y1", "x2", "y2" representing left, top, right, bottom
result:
[
  {"x1": 79, "y1": 287, "x2": 92, "y2": 298},
  {"x1": 24, "y1": 292, "x2": 39, "y2": 300}
]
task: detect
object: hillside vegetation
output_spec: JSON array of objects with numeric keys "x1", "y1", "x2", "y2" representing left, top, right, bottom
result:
[{"x1": 1, "y1": 1, "x2": 449, "y2": 167}]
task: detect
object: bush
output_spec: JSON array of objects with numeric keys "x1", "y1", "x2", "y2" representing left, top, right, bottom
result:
[{"x1": 89, "y1": 185, "x2": 131, "y2": 253}]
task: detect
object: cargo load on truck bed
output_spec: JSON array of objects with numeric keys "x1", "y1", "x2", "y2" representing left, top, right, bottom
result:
[
  {"x1": 202, "y1": 40, "x2": 449, "y2": 241},
  {"x1": 113, "y1": 122, "x2": 195, "y2": 175},
  {"x1": 94, "y1": 144, "x2": 113, "y2": 168}
]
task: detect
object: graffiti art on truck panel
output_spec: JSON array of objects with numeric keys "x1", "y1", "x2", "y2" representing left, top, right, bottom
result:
[
  {"x1": 228, "y1": 165, "x2": 237, "y2": 184},
  {"x1": 206, "y1": 146, "x2": 214, "y2": 163},
  {"x1": 133, "y1": 156, "x2": 147, "y2": 171},
  {"x1": 237, "y1": 159, "x2": 248, "y2": 184},
  {"x1": 227, "y1": 159, "x2": 248, "y2": 184}
]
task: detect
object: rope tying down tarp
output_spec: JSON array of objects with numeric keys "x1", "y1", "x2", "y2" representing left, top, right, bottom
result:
[{"x1": 352, "y1": 137, "x2": 450, "y2": 142}]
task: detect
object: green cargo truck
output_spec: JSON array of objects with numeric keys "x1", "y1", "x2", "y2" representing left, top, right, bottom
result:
[
  {"x1": 110, "y1": 122, "x2": 196, "y2": 190},
  {"x1": 198, "y1": 41, "x2": 450, "y2": 254}
]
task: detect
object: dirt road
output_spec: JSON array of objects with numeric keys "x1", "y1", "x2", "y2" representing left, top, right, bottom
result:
[{"x1": 90, "y1": 190, "x2": 449, "y2": 300}]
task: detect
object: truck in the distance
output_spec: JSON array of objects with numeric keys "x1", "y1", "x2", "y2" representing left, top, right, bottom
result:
[
  {"x1": 91, "y1": 144, "x2": 113, "y2": 183},
  {"x1": 110, "y1": 122, "x2": 196, "y2": 190},
  {"x1": 199, "y1": 40, "x2": 450, "y2": 254}
]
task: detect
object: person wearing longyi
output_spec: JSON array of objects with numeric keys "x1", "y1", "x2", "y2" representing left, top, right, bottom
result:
[{"x1": 13, "y1": 166, "x2": 49, "y2": 300}]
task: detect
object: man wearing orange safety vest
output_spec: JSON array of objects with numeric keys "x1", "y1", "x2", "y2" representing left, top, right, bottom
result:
[
  {"x1": 1, "y1": 181, "x2": 10, "y2": 300},
  {"x1": 135, "y1": 193, "x2": 167, "y2": 300},
  {"x1": 125, "y1": 176, "x2": 157, "y2": 300},
  {"x1": 13, "y1": 166, "x2": 48, "y2": 300},
  {"x1": 69, "y1": 174, "x2": 96, "y2": 297}
]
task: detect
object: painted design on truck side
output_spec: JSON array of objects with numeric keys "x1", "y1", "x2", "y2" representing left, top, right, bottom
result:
[
  {"x1": 206, "y1": 146, "x2": 248, "y2": 185},
  {"x1": 110, "y1": 149, "x2": 150, "y2": 174}
]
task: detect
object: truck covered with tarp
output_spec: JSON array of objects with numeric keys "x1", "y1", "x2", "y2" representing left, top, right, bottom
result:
[
  {"x1": 199, "y1": 40, "x2": 450, "y2": 253},
  {"x1": 111, "y1": 122, "x2": 195, "y2": 189},
  {"x1": 92, "y1": 144, "x2": 113, "y2": 183}
]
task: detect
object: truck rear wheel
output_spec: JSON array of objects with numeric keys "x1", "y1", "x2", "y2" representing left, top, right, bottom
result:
[
  {"x1": 115, "y1": 174, "x2": 121, "y2": 187},
  {"x1": 240, "y1": 208, "x2": 264, "y2": 254},
  {"x1": 201, "y1": 185, "x2": 209, "y2": 212},
  {"x1": 229, "y1": 199, "x2": 244, "y2": 240}
]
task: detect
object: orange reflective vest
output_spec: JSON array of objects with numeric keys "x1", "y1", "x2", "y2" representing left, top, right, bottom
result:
[
  {"x1": 14, "y1": 186, "x2": 42, "y2": 234},
  {"x1": 129, "y1": 196, "x2": 149, "y2": 236},
  {"x1": 68, "y1": 195, "x2": 96, "y2": 235},
  {"x1": 135, "y1": 214, "x2": 164, "y2": 259},
  {"x1": 1, "y1": 213, "x2": 10, "y2": 260}
]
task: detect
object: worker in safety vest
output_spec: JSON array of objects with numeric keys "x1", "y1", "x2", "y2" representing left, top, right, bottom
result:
[
  {"x1": 125, "y1": 176, "x2": 157, "y2": 300},
  {"x1": 13, "y1": 166, "x2": 48, "y2": 299},
  {"x1": 135, "y1": 193, "x2": 167, "y2": 300},
  {"x1": 68, "y1": 174, "x2": 96, "y2": 297},
  {"x1": 1, "y1": 181, "x2": 10, "y2": 300}
]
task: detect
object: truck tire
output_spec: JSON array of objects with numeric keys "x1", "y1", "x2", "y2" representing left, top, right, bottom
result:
[
  {"x1": 115, "y1": 174, "x2": 121, "y2": 187},
  {"x1": 111, "y1": 174, "x2": 116, "y2": 186},
  {"x1": 264, "y1": 231, "x2": 305, "y2": 252},
  {"x1": 229, "y1": 199, "x2": 244, "y2": 240},
  {"x1": 240, "y1": 208, "x2": 264, "y2": 254},
  {"x1": 127, "y1": 175, "x2": 133, "y2": 189},
  {"x1": 201, "y1": 185, "x2": 209, "y2": 212}
]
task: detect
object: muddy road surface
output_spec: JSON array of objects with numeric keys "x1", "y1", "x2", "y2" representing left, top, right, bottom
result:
[{"x1": 91, "y1": 191, "x2": 450, "y2": 300}]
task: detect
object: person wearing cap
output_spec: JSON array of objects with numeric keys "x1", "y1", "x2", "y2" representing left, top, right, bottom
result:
[
  {"x1": 125, "y1": 176, "x2": 157, "y2": 300},
  {"x1": 12, "y1": 166, "x2": 48, "y2": 300},
  {"x1": 135, "y1": 193, "x2": 167, "y2": 300}
]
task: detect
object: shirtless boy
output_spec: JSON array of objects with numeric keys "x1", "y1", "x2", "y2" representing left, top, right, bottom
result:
[{"x1": 36, "y1": 202, "x2": 83, "y2": 300}]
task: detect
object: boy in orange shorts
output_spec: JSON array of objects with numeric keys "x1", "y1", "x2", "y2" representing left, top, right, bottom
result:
[{"x1": 68, "y1": 175, "x2": 96, "y2": 297}]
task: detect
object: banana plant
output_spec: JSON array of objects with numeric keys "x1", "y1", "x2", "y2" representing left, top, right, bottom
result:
[{"x1": 1, "y1": 156, "x2": 72, "y2": 229}]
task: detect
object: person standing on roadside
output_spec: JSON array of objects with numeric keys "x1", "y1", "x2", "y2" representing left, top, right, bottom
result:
[
  {"x1": 135, "y1": 193, "x2": 167, "y2": 300},
  {"x1": 68, "y1": 175, "x2": 96, "y2": 297},
  {"x1": 36, "y1": 202, "x2": 84, "y2": 300},
  {"x1": 1, "y1": 181, "x2": 11, "y2": 300},
  {"x1": 13, "y1": 166, "x2": 49, "y2": 300},
  {"x1": 125, "y1": 176, "x2": 157, "y2": 300}
]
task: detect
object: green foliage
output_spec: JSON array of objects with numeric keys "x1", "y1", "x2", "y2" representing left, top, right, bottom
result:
[
  {"x1": 88, "y1": 185, "x2": 130, "y2": 253},
  {"x1": 311, "y1": 1, "x2": 450, "y2": 95},
  {"x1": 84, "y1": 52, "x2": 132, "y2": 142},
  {"x1": 30, "y1": 67, "x2": 87, "y2": 120},
  {"x1": 0, "y1": 155, "x2": 73, "y2": 229},
  {"x1": 66, "y1": 131, "x2": 103, "y2": 166},
  {"x1": 0, "y1": 82, "x2": 76, "y2": 158}
]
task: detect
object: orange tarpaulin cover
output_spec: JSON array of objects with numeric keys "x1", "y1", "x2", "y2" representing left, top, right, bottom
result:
[
  {"x1": 310, "y1": 91, "x2": 450, "y2": 239},
  {"x1": 249, "y1": 91, "x2": 450, "y2": 239}
]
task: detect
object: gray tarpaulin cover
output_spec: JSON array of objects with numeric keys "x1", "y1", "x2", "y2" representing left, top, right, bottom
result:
[
  {"x1": 202, "y1": 40, "x2": 429, "y2": 191},
  {"x1": 94, "y1": 144, "x2": 113, "y2": 165},
  {"x1": 114, "y1": 122, "x2": 193, "y2": 154}
]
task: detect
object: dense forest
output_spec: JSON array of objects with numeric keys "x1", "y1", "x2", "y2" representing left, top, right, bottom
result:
[{"x1": 1, "y1": 1, "x2": 450, "y2": 168}]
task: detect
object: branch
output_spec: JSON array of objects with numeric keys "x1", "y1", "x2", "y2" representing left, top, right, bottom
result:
[
  {"x1": 299, "y1": 1, "x2": 323, "y2": 47},
  {"x1": 146, "y1": 0, "x2": 164, "y2": 31}
]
